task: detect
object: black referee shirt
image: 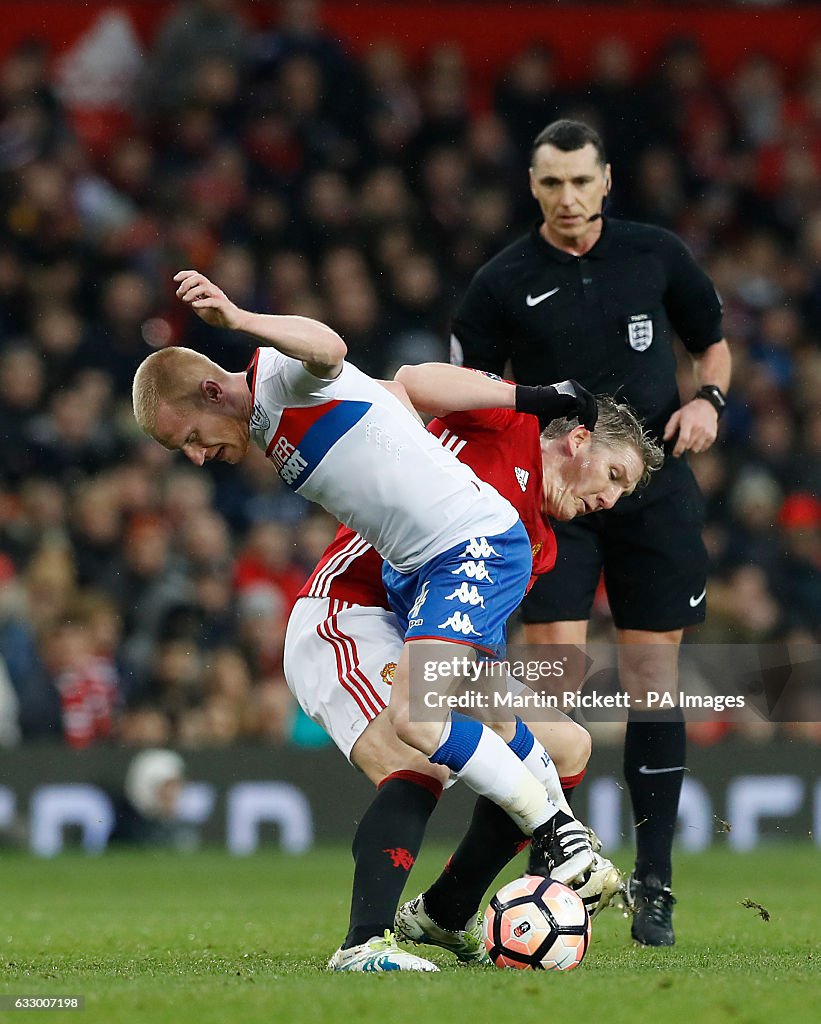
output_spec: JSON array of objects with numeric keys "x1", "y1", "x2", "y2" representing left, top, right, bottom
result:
[{"x1": 451, "y1": 218, "x2": 724, "y2": 442}]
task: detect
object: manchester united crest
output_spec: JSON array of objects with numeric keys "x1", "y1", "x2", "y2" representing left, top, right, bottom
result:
[{"x1": 380, "y1": 662, "x2": 397, "y2": 685}]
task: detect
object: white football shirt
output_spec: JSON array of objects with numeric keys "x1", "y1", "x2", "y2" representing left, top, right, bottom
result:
[{"x1": 247, "y1": 348, "x2": 517, "y2": 572}]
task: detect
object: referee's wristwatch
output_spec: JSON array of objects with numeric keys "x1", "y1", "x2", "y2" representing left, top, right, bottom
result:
[{"x1": 694, "y1": 384, "x2": 727, "y2": 418}]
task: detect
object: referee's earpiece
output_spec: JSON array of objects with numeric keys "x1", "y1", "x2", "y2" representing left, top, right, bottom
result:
[{"x1": 588, "y1": 173, "x2": 612, "y2": 223}]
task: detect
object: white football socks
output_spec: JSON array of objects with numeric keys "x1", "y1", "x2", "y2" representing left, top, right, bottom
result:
[{"x1": 433, "y1": 715, "x2": 558, "y2": 834}]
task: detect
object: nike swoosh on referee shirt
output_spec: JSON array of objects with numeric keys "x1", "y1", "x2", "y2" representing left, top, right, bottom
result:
[
  {"x1": 689, "y1": 588, "x2": 707, "y2": 607},
  {"x1": 638, "y1": 765, "x2": 686, "y2": 775},
  {"x1": 526, "y1": 287, "x2": 560, "y2": 306}
]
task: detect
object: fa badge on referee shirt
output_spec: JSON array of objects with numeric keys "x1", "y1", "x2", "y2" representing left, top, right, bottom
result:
[{"x1": 626, "y1": 313, "x2": 653, "y2": 351}]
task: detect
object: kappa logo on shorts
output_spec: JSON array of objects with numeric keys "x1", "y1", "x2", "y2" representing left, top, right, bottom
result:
[
  {"x1": 438, "y1": 611, "x2": 482, "y2": 636},
  {"x1": 408, "y1": 580, "x2": 431, "y2": 621},
  {"x1": 445, "y1": 583, "x2": 485, "y2": 607},
  {"x1": 461, "y1": 537, "x2": 501, "y2": 559},
  {"x1": 451, "y1": 560, "x2": 493, "y2": 583}
]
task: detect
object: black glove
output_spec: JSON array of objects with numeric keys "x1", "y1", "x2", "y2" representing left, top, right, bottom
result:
[{"x1": 515, "y1": 380, "x2": 598, "y2": 431}]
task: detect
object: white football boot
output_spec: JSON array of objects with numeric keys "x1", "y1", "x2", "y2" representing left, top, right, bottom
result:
[
  {"x1": 327, "y1": 930, "x2": 439, "y2": 972},
  {"x1": 569, "y1": 851, "x2": 624, "y2": 919},
  {"x1": 584, "y1": 825, "x2": 603, "y2": 853},
  {"x1": 395, "y1": 894, "x2": 490, "y2": 965}
]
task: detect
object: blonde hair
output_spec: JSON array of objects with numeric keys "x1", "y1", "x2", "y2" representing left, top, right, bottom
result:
[
  {"x1": 541, "y1": 395, "x2": 664, "y2": 488},
  {"x1": 132, "y1": 346, "x2": 223, "y2": 434}
]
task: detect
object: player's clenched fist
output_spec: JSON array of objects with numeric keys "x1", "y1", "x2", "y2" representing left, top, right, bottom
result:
[
  {"x1": 515, "y1": 379, "x2": 598, "y2": 431},
  {"x1": 173, "y1": 270, "x2": 243, "y2": 331}
]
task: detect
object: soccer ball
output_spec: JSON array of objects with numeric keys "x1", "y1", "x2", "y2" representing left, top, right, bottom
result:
[{"x1": 483, "y1": 875, "x2": 591, "y2": 970}]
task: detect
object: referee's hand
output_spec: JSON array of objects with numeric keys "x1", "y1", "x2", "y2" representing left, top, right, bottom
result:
[
  {"x1": 515, "y1": 380, "x2": 598, "y2": 431},
  {"x1": 663, "y1": 398, "x2": 719, "y2": 457}
]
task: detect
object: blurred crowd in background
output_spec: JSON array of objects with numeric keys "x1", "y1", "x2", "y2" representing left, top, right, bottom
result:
[{"x1": 0, "y1": 0, "x2": 820, "y2": 751}]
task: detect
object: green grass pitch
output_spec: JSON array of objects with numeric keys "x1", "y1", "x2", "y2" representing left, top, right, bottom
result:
[{"x1": 0, "y1": 845, "x2": 817, "y2": 1024}]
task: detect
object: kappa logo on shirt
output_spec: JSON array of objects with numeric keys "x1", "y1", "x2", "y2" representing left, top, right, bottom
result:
[
  {"x1": 438, "y1": 611, "x2": 482, "y2": 636},
  {"x1": 515, "y1": 467, "x2": 529, "y2": 492}
]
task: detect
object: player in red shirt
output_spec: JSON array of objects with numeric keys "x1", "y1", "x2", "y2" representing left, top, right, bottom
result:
[{"x1": 283, "y1": 363, "x2": 662, "y2": 972}]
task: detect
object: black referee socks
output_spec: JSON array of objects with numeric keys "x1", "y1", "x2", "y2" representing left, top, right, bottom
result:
[{"x1": 623, "y1": 708, "x2": 686, "y2": 888}]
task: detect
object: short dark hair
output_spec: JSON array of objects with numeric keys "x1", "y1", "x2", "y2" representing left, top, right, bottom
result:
[{"x1": 531, "y1": 120, "x2": 607, "y2": 167}]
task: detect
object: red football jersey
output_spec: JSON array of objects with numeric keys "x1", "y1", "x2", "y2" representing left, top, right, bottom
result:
[{"x1": 298, "y1": 407, "x2": 555, "y2": 606}]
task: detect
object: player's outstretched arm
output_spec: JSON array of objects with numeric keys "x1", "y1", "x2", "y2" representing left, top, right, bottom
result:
[
  {"x1": 174, "y1": 270, "x2": 346, "y2": 378},
  {"x1": 395, "y1": 362, "x2": 597, "y2": 429},
  {"x1": 394, "y1": 362, "x2": 514, "y2": 417}
]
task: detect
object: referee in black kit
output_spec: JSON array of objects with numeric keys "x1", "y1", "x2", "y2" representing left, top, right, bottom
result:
[{"x1": 451, "y1": 120, "x2": 731, "y2": 946}]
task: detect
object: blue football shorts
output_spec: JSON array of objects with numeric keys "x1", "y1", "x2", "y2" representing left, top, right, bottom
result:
[{"x1": 382, "y1": 520, "x2": 532, "y2": 659}]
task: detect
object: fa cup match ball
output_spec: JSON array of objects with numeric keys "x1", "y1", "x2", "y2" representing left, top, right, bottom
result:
[{"x1": 483, "y1": 875, "x2": 591, "y2": 970}]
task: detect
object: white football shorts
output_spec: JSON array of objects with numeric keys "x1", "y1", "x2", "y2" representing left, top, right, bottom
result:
[{"x1": 284, "y1": 597, "x2": 404, "y2": 761}]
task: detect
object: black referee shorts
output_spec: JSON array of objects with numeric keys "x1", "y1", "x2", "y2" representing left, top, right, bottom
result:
[{"x1": 521, "y1": 459, "x2": 708, "y2": 632}]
